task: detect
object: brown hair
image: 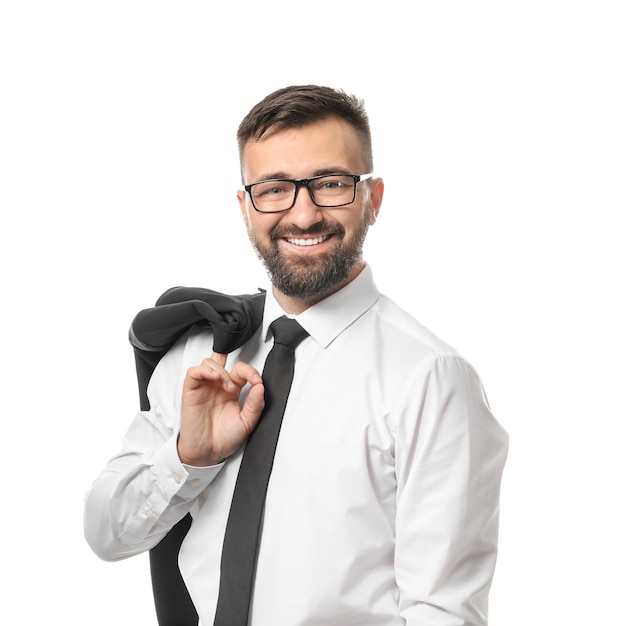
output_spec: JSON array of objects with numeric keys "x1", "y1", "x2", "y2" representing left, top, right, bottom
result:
[{"x1": 237, "y1": 85, "x2": 373, "y2": 173}]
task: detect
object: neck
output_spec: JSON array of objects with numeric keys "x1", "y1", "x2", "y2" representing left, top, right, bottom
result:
[{"x1": 272, "y1": 262, "x2": 365, "y2": 315}]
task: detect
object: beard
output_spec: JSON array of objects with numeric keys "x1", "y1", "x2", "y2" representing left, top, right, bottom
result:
[{"x1": 249, "y1": 208, "x2": 372, "y2": 300}]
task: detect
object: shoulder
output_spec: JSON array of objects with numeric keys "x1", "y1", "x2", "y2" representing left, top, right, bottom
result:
[{"x1": 368, "y1": 293, "x2": 461, "y2": 361}]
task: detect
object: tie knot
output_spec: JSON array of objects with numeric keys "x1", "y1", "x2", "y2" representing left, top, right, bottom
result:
[{"x1": 269, "y1": 316, "x2": 309, "y2": 350}]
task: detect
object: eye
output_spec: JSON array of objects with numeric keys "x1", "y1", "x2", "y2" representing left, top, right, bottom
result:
[
  {"x1": 262, "y1": 185, "x2": 286, "y2": 196},
  {"x1": 253, "y1": 181, "x2": 293, "y2": 198},
  {"x1": 321, "y1": 179, "x2": 345, "y2": 191},
  {"x1": 312, "y1": 175, "x2": 354, "y2": 194}
]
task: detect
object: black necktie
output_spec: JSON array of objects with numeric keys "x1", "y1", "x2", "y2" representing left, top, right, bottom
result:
[
  {"x1": 213, "y1": 316, "x2": 309, "y2": 626},
  {"x1": 129, "y1": 287, "x2": 266, "y2": 626}
]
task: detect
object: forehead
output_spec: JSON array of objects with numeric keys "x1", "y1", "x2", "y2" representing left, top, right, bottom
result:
[{"x1": 241, "y1": 117, "x2": 365, "y2": 181}]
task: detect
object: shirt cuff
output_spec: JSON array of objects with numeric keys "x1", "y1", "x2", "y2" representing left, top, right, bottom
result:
[{"x1": 152, "y1": 435, "x2": 225, "y2": 501}]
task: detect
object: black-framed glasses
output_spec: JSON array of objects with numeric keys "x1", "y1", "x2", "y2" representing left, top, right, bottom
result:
[{"x1": 244, "y1": 173, "x2": 373, "y2": 213}]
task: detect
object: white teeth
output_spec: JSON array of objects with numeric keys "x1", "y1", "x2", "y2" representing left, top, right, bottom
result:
[{"x1": 287, "y1": 235, "x2": 329, "y2": 246}]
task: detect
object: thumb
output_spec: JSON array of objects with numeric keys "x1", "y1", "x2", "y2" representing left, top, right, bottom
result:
[{"x1": 240, "y1": 383, "x2": 265, "y2": 433}]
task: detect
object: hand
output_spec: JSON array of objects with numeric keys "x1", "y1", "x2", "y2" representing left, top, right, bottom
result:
[{"x1": 177, "y1": 352, "x2": 265, "y2": 466}]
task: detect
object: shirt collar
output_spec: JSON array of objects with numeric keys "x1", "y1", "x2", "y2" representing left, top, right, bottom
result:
[{"x1": 262, "y1": 264, "x2": 380, "y2": 348}]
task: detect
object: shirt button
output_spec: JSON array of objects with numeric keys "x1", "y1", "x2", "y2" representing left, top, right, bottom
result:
[
  {"x1": 190, "y1": 478, "x2": 200, "y2": 486},
  {"x1": 173, "y1": 473, "x2": 181, "y2": 484},
  {"x1": 146, "y1": 510, "x2": 154, "y2": 519}
]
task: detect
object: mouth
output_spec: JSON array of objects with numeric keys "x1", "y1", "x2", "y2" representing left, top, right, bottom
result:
[{"x1": 285, "y1": 234, "x2": 332, "y2": 247}]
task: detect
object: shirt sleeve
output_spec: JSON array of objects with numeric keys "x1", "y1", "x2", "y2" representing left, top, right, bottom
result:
[
  {"x1": 83, "y1": 336, "x2": 224, "y2": 561},
  {"x1": 393, "y1": 355, "x2": 509, "y2": 626}
]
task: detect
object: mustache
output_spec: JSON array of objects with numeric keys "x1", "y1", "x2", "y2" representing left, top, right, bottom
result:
[{"x1": 270, "y1": 220, "x2": 345, "y2": 241}]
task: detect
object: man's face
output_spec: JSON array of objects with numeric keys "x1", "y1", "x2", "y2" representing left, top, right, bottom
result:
[{"x1": 237, "y1": 117, "x2": 384, "y2": 305}]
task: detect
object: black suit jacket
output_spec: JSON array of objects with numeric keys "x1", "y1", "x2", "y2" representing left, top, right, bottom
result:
[{"x1": 129, "y1": 287, "x2": 266, "y2": 626}]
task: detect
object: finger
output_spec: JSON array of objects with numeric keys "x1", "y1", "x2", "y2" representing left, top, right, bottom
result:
[
  {"x1": 239, "y1": 383, "x2": 265, "y2": 432},
  {"x1": 211, "y1": 352, "x2": 227, "y2": 368},
  {"x1": 229, "y1": 361, "x2": 263, "y2": 388},
  {"x1": 184, "y1": 362, "x2": 223, "y2": 390}
]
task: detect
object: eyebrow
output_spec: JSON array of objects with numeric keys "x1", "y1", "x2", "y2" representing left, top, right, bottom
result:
[{"x1": 252, "y1": 167, "x2": 355, "y2": 183}]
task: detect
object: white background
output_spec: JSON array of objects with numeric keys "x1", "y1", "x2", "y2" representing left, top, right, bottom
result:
[{"x1": 1, "y1": 1, "x2": 619, "y2": 624}]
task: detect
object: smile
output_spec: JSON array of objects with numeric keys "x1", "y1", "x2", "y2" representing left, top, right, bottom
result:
[{"x1": 285, "y1": 235, "x2": 331, "y2": 246}]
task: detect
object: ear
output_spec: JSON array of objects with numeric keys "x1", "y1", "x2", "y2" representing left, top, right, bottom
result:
[
  {"x1": 368, "y1": 177, "x2": 384, "y2": 225},
  {"x1": 237, "y1": 189, "x2": 250, "y2": 227}
]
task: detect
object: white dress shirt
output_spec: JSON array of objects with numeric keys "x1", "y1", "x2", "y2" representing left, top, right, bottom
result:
[{"x1": 84, "y1": 265, "x2": 508, "y2": 625}]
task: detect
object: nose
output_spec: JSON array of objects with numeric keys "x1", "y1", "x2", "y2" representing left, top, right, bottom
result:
[{"x1": 287, "y1": 185, "x2": 323, "y2": 229}]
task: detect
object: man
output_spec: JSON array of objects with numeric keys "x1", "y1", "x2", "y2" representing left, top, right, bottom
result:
[{"x1": 84, "y1": 85, "x2": 508, "y2": 625}]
